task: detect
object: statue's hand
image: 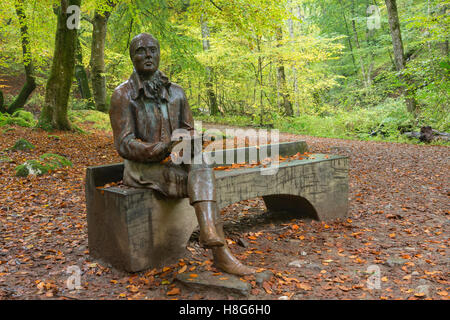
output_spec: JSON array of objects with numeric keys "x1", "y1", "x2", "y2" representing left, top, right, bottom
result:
[{"x1": 147, "y1": 142, "x2": 170, "y2": 162}]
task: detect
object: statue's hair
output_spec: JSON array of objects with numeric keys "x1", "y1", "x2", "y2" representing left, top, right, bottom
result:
[{"x1": 129, "y1": 33, "x2": 159, "y2": 59}]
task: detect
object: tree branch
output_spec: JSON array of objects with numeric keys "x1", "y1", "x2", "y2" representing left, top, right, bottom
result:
[{"x1": 209, "y1": 0, "x2": 223, "y2": 11}]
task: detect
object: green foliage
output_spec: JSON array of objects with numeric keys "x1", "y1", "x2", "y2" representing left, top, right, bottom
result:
[
  {"x1": 69, "y1": 110, "x2": 112, "y2": 131},
  {"x1": 0, "y1": 0, "x2": 447, "y2": 142},
  {"x1": 11, "y1": 138, "x2": 35, "y2": 151},
  {"x1": 15, "y1": 153, "x2": 72, "y2": 177},
  {"x1": 0, "y1": 110, "x2": 36, "y2": 128},
  {"x1": 40, "y1": 153, "x2": 73, "y2": 168},
  {"x1": 197, "y1": 98, "x2": 419, "y2": 141}
]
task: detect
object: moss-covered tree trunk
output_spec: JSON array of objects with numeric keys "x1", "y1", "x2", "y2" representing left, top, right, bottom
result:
[
  {"x1": 90, "y1": 5, "x2": 113, "y2": 113},
  {"x1": 2, "y1": 0, "x2": 36, "y2": 114},
  {"x1": 75, "y1": 38, "x2": 92, "y2": 101},
  {"x1": 39, "y1": 0, "x2": 81, "y2": 130}
]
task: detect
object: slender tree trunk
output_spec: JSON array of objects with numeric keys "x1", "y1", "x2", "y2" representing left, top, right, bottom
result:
[
  {"x1": 90, "y1": 3, "x2": 114, "y2": 113},
  {"x1": 439, "y1": 3, "x2": 449, "y2": 56},
  {"x1": 276, "y1": 28, "x2": 293, "y2": 116},
  {"x1": 4, "y1": 0, "x2": 36, "y2": 114},
  {"x1": 256, "y1": 37, "x2": 264, "y2": 126},
  {"x1": 350, "y1": 0, "x2": 368, "y2": 87},
  {"x1": 385, "y1": 0, "x2": 405, "y2": 70},
  {"x1": 39, "y1": 0, "x2": 81, "y2": 130},
  {"x1": 338, "y1": 0, "x2": 358, "y2": 72},
  {"x1": 75, "y1": 38, "x2": 92, "y2": 101},
  {"x1": 200, "y1": 15, "x2": 219, "y2": 116},
  {"x1": 365, "y1": 0, "x2": 375, "y2": 86},
  {"x1": 288, "y1": 3, "x2": 300, "y2": 115},
  {"x1": 385, "y1": 0, "x2": 418, "y2": 115},
  {"x1": 0, "y1": 90, "x2": 4, "y2": 112}
]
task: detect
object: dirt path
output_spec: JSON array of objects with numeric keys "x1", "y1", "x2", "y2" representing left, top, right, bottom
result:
[{"x1": 0, "y1": 124, "x2": 448, "y2": 300}]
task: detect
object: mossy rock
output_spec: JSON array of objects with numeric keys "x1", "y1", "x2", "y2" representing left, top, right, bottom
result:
[
  {"x1": 15, "y1": 160, "x2": 49, "y2": 177},
  {"x1": 14, "y1": 153, "x2": 72, "y2": 177},
  {"x1": 11, "y1": 138, "x2": 35, "y2": 151},
  {"x1": 40, "y1": 153, "x2": 72, "y2": 169}
]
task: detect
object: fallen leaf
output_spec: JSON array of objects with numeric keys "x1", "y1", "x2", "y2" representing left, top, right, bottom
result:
[
  {"x1": 167, "y1": 287, "x2": 181, "y2": 296},
  {"x1": 296, "y1": 283, "x2": 312, "y2": 291},
  {"x1": 178, "y1": 265, "x2": 187, "y2": 274},
  {"x1": 262, "y1": 281, "x2": 273, "y2": 294}
]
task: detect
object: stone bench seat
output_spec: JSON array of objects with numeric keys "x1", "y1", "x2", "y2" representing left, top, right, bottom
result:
[{"x1": 86, "y1": 141, "x2": 349, "y2": 272}]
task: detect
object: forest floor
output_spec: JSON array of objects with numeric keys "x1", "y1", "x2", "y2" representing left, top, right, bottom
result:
[{"x1": 0, "y1": 122, "x2": 448, "y2": 300}]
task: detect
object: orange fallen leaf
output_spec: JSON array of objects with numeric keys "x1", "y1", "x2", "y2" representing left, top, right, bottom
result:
[
  {"x1": 337, "y1": 285, "x2": 352, "y2": 292},
  {"x1": 262, "y1": 281, "x2": 273, "y2": 294},
  {"x1": 128, "y1": 285, "x2": 139, "y2": 293},
  {"x1": 167, "y1": 287, "x2": 181, "y2": 296},
  {"x1": 296, "y1": 283, "x2": 312, "y2": 291},
  {"x1": 178, "y1": 265, "x2": 187, "y2": 274}
]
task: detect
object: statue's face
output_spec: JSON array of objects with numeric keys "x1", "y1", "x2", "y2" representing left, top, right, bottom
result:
[{"x1": 131, "y1": 36, "x2": 160, "y2": 76}]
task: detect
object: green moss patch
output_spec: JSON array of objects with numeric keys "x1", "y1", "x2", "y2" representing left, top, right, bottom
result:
[
  {"x1": 15, "y1": 153, "x2": 72, "y2": 177},
  {"x1": 11, "y1": 138, "x2": 35, "y2": 151}
]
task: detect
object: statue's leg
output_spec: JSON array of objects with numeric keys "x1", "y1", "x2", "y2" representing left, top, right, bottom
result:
[
  {"x1": 211, "y1": 203, "x2": 256, "y2": 276},
  {"x1": 187, "y1": 165, "x2": 224, "y2": 248},
  {"x1": 187, "y1": 160, "x2": 255, "y2": 275}
]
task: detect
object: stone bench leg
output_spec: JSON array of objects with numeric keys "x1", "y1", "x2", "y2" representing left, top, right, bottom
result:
[
  {"x1": 261, "y1": 157, "x2": 348, "y2": 221},
  {"x1": 89, "y1": 190, "x2": 198, "y2": 272},
  {"x1": 86, "y1": 165, "x2": 198, "y2": 272}
]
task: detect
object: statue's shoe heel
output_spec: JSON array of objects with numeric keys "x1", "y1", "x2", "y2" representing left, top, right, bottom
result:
[{"x1": 199, "y1": 228, "x2": 225, "y2": 248}]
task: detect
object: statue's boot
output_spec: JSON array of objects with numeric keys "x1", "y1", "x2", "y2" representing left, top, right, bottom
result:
[
  {"x1": 211, "y1": 204, "x2": 255, "y2": 276},
  {"x1": 193, "y1": 201, "x2": 224, "y2": 248}
]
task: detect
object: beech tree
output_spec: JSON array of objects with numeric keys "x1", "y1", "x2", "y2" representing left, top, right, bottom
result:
[
  {"x1": 39, "y1": 0, "x2": 81, "y2": 130},
  {"x1": 0, "y1": 0, "x2": 36, "y2": 114},
  {"x1": 385, "y1": 0, "x2": 418, "y2": 115}
]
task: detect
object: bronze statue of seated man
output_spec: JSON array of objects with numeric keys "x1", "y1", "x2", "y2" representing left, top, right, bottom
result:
[{"x1": 109, "y1": 33, "x2": 254, "y2": 276}]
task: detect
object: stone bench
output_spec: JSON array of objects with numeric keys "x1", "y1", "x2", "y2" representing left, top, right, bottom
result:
[{"x1": 85, "y1": 141, "x2": 349, "y2": 272}]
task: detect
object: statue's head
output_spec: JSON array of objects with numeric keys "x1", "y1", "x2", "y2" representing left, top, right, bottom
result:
[{"x1": 129, "y1": 33, "x2": 160, "y2": 77}]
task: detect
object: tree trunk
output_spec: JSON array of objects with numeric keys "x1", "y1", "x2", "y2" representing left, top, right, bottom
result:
[
  {"x1": 5, "y1": 0, "x2": 36, "y2": 114},
  {"x1": 75, "y1": 38, "x2": 92, "y2": 101},
  {"x1": 350, "y1": 0, "x2": 369, "y2": 87},
  {"x1": 200, "y1": 16, "x2": 219, "y2": 116},
  {"x1": 385, "y1": 0, "x2": 405, "y2": 70},
  {"x1": 338, "y1": 0, "x2": 358, "y2": 72},
  {"x1": 90, "y1": 4, "x2": 113, "y2": 113},
  {"x1": 276, "y1": 28, "x2": 293, "y2": 116},
  {"x1": 39, "y1": 0, "x2": 81, "y2": 130},
  {"x1": 385, "y1": 0, "x2": 418, "y2": 115},
  {"x1": 287, "y1": 3, "x2": 300, "y2": 115},
  {"x1": 0, "y1": 90, "x2": 4, "y2": 112}
]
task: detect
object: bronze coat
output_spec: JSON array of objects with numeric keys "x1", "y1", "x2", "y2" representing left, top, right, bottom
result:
[{"x1": 109, "y1": 70, "x2": 194, "y2": 163}]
